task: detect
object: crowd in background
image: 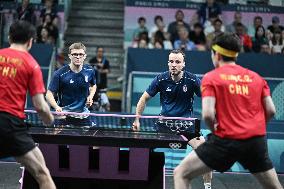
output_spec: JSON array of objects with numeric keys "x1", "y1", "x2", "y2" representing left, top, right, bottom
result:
[
  {"x1": 131, "y1": 0, "x2": 284, "y2": 55},
  {"x1": 15, "y1": 0, "x2": 59, "y2": 46}
]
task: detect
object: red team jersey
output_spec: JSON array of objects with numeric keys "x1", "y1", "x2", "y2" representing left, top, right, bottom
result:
[
  {"x1": 201, "y1": 64, "x2": 270, "y2": 139},
  {"x1": 0, "y1": 48, "x2": 45, "y2": 119}
]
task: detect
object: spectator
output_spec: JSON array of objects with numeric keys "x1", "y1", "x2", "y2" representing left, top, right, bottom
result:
[
  {"x1": 197, "y1": 0, "x2": 222, "y2": 25},
  {"x1": 247, "y1": 16, "x2": 263, "y2": 37},
  {"x1": 269, "y1": 29, "x2": 284, "y2": 54},
  {"x1": 151, "y1": 30, "x2": 173, "y2": 50},
  {"x1": 252, "y1": 26, "x2": 268, "y2": 53},
  {"x1": 189, "y1": 23, "x2": 207, "y2": 50},
  {"x1": 40, "y1": 0, "x2": 58, "y2": 26},
  {"x1": 133, "y1": 31, "x2": 150, "y2": 48},
  {"x1": 149, "y1": 15, "x2": 166, "y2": 39},
  {"x1": 206, "y1": 18, "x2": 224, "y2": 48},
  {"x1": 267, "y1": 16, "x2": 284, "y2": 34},
  {"x1": 37, "y1": 13, "x2": 59, "y2": 44},
  {"x1": 235, "y1": 23, "x2": 252, "y2": 52},
  {"x1": 37, "y1": 27, "x2": 53, "y2": 44},
  {"x1": 133, "y1": 17, "x2": 148, "y2": 42},
  {"x1": 89, "y1": 47, "x2": 111, "y2": 111},
  {"x1": 174, "y1": 26, "x2": 196, "y2": 51},
  {"x1": 226, "y1": 11, "x2": 247, "y2": 33},
  {"x1": 16, "y1": 0, "x2": 36, "y2": 25},
  {"x1": 260, "y1": 42, "x2": 271, "y2": 54},
  {"x1": 168, "y1": 10, "x2": 191, "y2": 45},
  {"x1": 204, "y1": 16, "x2": 225, "y2": 35},
  {"x1": 189, "y1": 13, "x2": 200, "y2": 31}
]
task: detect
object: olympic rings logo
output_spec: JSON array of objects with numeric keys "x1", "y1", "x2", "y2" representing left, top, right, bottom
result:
[
  {"x1": 169, "y1": 142, "x2": 182, "y2": 149},
  {"x1": 160, "y1": 120, "x2": 194, "y2": 132}
]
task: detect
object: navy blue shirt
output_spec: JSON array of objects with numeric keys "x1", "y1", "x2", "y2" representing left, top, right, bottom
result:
[
  {"x1": 48, "y1": 64, "x2": 96, "y2": 113},
  {"x1": 146, "y1": 71, "x2": 201, "y2": 117}
]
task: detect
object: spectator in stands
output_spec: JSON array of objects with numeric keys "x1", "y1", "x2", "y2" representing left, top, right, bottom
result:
[
  {"x1": 248, "y1": 16, "x2": 263, "y2": 37},
  {"x1": 267, "y1": 16, "x2": 284, "y2": 34},
  {"x1": 189, "y1": 13, "x2": 200, "y2": 31},
  {"x1": 133, "y1": 31, "x2": 150, "y2": 48},
  {"x1": 16, "y1": 0, "x2": 36, "y2": 25},
  {"x1": 174, "y1": 26, "x2": 196, "y2": 51},
  {"x1": 189, "y1": 23, "x2": 207, "y2": 51},
  {"x1": 89, "y1": 47, "x2": 111, "y2": 111},
  {"x1": 197, "y1": 0, "x2": 222, "y2": 26},
  {"x1": 269, "y1": 29, "x2": 284, "y2": 54},
  {"x1": 168, "y1": 10, "x2": 191, "y2": 45},
  {"x1": 37, "y1": 13, "x2": 59, "y2": 44},
  {"x1": 206, "y1": 18, "x2": 224, "y2": 49},
  {"x1": 204, "y1": 16, "x2": 225, "y2": 36},
  {"x1": 37, "y1": 27, "x2": 53, "y2": 44},
  {"x1": 133, "y1": 17, "x2": 148, "y2": 42},
  {"x1": 149, "y1": 15, "x2": 166, "y2": 39},
  {"x1": 252, "y1": 26, "x2": 269, "y2": 53},
  {"x1": 40, "y1": 0, "x2": 58, "y2": 26},
  {"x1": 260, "y1": 42, "x2": 271, "y2": 54},
  {"x1": 226, "y1": 11, "x2": 247, "y2": 33},
  {"x1": 151, "y1": 30, "x2": 173, "y2": 50},
  {"x1": 235, "y1": 23, "x2": 252, "y2": 52}
]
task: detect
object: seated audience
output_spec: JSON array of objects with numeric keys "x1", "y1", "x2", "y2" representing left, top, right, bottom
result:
[
  {"x1": 37, "y1": 13, "x2": 59, "y2": 44},
  {"x1": 248, "y1": 16, "x2": 263, "y2": 37},
  {"x1": 174, "y1": 26, "x2": 196, "y2": 51},
  {"x1": 226, "y1": 11, "x2": 247, "y2": 33},
  {"x1": 260, "y1": 42, "x2": 271, "y2": 54},
  {"x1": 197, "y1": 0, "x2": 222, "y2": 25},
  {"x1": 151, "y1": 30, "x2": 173, "y2": 50},
  {"x1": 168, "y1": 10, "x2": 191, "y2": 45},
  {"x1": 235, "y1": 23, "x2": 252, "y2": 52},
  {"x1": 16, "y1": 0, "x2": 36, "y2": 25},
  {"x1": 189, "y1": 23, "x2": 207, "y2": 50},
  {"x1": 133, "y1": 17, "x2": 148, "y2": 42},
  {"x1": 149, "y1": 15, "x2": 166, "y2": 39},
  {"x1": 206, "y1": 18, "x2": 224, "y2": 48},
  {"x1": 37, "y1": 27, "x2": 53, "y2": 44},
  {"x1": 269, "y1": 29, "x2": 284, "y2": 54},
  {"x1": 204, "y1": 16, "x2": 225, "y2": 36},
  {"x1": 133, "y1": 31, "x2": 150, "y2": 48},
  {"x1": 252, "y1": 26, "x2": 269, "y2": 53},
  {"x1": 267, "y1": 16, "x2": 284, "y2": 34},
  {"x1": 40, "y1": 0, "x2": 58, "y2": 26}
]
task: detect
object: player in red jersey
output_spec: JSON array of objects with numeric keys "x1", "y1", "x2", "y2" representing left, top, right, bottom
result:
[
  {"x1": 0, "y1": 21, "x2": 56, "y2": 189},
  {"x1": 174, "y1": 33, "x2": 283, "y2": 189}
]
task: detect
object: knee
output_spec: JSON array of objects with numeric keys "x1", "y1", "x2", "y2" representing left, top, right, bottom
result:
[
  {"x1": 174, "y1": 165, "x2": 194, "y2": 181},
  {"x1": 31, "y1": 164, "x2": 50, "y2": 180}
]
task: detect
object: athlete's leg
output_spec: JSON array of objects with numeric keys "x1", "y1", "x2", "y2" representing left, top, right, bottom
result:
[
  {"x1": 174, "y1": 150, "x2": 212, "y2": 189},
  {"x1": 188, "y1": 136, "x2": 213, "y2": 188},
  {"x1": 253, "y1": 168, "x2": 283, "y2": 189},
  {"x1": 15, "y1": 147, "x2": 56, "y2": 189}
]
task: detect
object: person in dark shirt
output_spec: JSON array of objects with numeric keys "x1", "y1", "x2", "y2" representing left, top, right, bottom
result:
[
  {"x1": 16, "y1": 0, "x2": 36, "y2": 25},
  {"x1": 89, "y1": 46, "x2": 111, "y2": 111}
]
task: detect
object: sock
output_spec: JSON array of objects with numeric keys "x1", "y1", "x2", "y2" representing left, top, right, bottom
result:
[{"x1": 204, "y1": 182, "x2": 211, "y2": 189}]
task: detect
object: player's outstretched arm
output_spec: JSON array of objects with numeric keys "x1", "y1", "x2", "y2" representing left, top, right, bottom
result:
[
  {"x1": 87, "y1": 85, "x2": 97, "y2": 107},
  {"x1": 263, "y1": 96, "x2": 276, "y2": 123},
  {"x1": 132, "y1": 92, "x2": 152, "y2": 131},
  {"x1": 32, "y1": 94, "x2": 54, "y2": 125},
  {"x1": 202, "y1": 96, "x2": 216, "y2": 132},
  {"x1": 45, "y1": 90, "x2": 62, "y2": 112}
]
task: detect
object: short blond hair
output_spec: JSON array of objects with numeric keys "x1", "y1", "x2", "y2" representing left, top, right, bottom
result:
[{"x1": 69, "y1": 42, "x2": 86, "y2": 54}]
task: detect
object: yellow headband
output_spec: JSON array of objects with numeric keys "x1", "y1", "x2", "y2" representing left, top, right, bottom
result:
[{"x1": 212, "y1": 45, "x2": 238, "y2": 58}]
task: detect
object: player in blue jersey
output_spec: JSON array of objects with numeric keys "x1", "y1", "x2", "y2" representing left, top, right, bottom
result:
[
  {"x1": 132, "y1": 49, "x2": 212, "y2": 189},
  {"x1": 46, "y1": 42, "x2": 97, "y2": 127}
]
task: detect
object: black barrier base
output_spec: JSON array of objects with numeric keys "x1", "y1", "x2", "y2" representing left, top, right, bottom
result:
[{"x1": 23, "y1": 151, "x2": 164, "y2": 189}]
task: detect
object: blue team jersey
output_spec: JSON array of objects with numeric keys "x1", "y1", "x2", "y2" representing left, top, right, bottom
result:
[
  {"x1": 146, "y1": 71, "x2": 201, "y2": 117},
  {"x1": 48, "y1": 64, "x2": 96, "y2": 113}
]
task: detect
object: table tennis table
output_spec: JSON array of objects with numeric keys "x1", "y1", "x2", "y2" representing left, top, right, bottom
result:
[{"x1": 23, "y1": 122, "x2": 197, "y2": 189}]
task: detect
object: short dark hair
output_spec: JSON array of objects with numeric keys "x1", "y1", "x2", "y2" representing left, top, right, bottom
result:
[
  {"x1": 169, "y1": 49, "x2": 186, "y2": 62},
  {"x1": 254, "y1": 16, "x2": 263, "y2": 22},
  {"x1": 96, "y1": 46, "x2": 104, "y2": 52},
  {"x1": 212, "y1": 33, "x2": 241, "y2": 62},
  {"x1": 214, "y1": 18, "x2": 223, "y2": 25},
  {"x1": 138, "y1": 17, "x2": 146, "y2": 23},
  {"x1": 154, "y1": 15, "x2": 163, "y2": 23},
  {"x1": 9, "y1": 20, "x2": 36, "y2": 44}
]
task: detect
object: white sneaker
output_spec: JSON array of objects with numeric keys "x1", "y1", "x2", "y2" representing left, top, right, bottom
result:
[{"x1": 204, "y1": 183, "x2": 211, "y2": 189}]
